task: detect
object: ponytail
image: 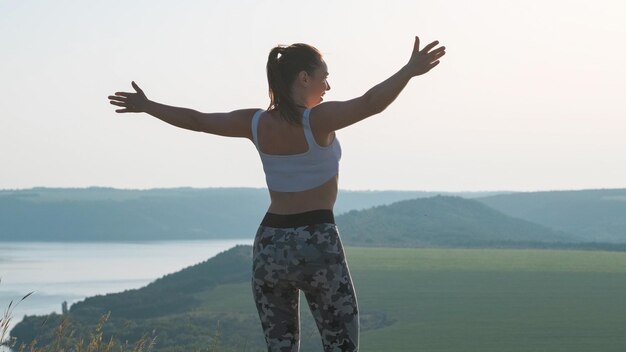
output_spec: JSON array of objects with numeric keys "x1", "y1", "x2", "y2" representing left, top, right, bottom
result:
[{"x1": 266, "y1": 43, "x2": 323, "y2": 125}]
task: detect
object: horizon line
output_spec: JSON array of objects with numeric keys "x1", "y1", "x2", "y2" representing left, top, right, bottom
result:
[{"x1": 1, "y1": 186, "x2": 625, "y2": 194}]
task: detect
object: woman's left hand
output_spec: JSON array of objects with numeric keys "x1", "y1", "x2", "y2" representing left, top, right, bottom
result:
[{"x1": 406, "y1": 36, "x2": 446, "y2": 77}]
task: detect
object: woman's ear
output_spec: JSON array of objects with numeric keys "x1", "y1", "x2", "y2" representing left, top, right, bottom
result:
[{"x1": 297, "y1": 70, "x2": 310, "y2": 87}]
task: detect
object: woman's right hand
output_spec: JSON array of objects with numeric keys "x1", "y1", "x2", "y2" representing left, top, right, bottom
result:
[
  {"x1": 108, "y1": 81, "x2": 149, "y2": 113},
  {"x1": 406, "y1": 36, "x2": 446, "y2": 77}
]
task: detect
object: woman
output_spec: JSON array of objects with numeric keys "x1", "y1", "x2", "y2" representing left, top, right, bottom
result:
[{"x1": 108, "y1": 36, "x2": 445, "y2": 352}]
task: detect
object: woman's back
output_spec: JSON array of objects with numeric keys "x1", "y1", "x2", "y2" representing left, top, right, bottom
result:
[{"x1": 254, "y1": 109, "x2": 339, "y2": 214}]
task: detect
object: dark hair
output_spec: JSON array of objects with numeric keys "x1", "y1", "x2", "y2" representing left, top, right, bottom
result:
[{"x1": 266, "y1": 43, "x2": 323, "y2": 125}]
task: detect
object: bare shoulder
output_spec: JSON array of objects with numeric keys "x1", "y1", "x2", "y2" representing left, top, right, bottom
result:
[
  {"x1": 220, "y1": 108, "x2": 261, "y2": 122},
  {"x1": 309, "y1": 96, "x2": 377, "y2": 133},
  {"x1": 196, "y1": 108, "x2": 261, "y2": 139}
]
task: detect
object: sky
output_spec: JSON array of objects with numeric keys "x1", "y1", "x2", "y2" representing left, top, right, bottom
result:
[{"x1": 1, "y1": 0, "x2": 625, "y2": 192}]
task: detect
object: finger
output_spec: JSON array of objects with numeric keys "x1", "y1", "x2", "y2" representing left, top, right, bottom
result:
[
  {"x1": 108, "y1": 95, "x2": 128, "y2": 102},
  {"x1": 428, "y1": 60, "x2": 441, "y2": 70},
  {"x1": 115, "y1": 108, "x2": 130, "y2": 113},
  {"x1": 421, "y1": 40, "x2": 440, "y2": 55},
  {"x1": 114, "y1": 92, "x2": 132, "y2": 98},
  {"x1": 430, "y1": 46, "x2": 446, "y2": 55},
  {"x1": 110, "y1": 101, "x2": 126, "y2": 107},
  {"x1": 131, "y1": 81, "x2": 143, "y2": 94},
  {"x1": 429, "y1": 49, "x2": 446, "y2": 61},
  {"x1": 413, "y1": 36, "x2": 420, "y2": 52}
]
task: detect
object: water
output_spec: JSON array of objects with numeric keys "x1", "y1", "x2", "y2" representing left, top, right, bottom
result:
[{"x1": 0, "y1": 239, "x2": 253, "y2": 346}]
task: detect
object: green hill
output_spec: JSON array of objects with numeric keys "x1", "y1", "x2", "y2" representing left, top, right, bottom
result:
[
  {"x1": 477, "y1": 189, "x2": 626, "y2": 243},
  {"x1": 10, "y1": 245, "x2": 261, "y2": 351},
  {"x1": 336, "y1": 195, "x2": 581, "y2": 248}
]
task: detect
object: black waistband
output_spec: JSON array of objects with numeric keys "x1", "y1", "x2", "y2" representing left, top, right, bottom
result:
[{"x1": 261, "y1": 209, "x2": 335, "y2": 228}]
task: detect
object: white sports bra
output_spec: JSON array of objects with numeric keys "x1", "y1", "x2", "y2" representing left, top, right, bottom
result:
[{"x1": 251, "y1": 108, "x2": 342, "y2": 192}]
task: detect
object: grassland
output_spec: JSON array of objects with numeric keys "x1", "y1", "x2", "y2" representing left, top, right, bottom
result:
[{"x1": 347, "y1": 247, "x2": 626, "y2": 351}]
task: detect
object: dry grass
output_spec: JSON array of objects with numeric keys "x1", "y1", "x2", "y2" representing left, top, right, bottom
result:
[
  {"x1": 1, "y1": 278, "x2": 34, "y2": 348},
  {"x1": 5, "y1": 312, "x2": 158, "y2": 352},
  {"x1": 1, "y1": 281, "x2": 160, "y2": 352}
]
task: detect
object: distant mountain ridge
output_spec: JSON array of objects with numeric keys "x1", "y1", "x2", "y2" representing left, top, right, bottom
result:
[
  {"x1": 478, "y1": 189, "x2": 626, "y2": 243},
  {"x1": 0, "y1": 187, "x2": 504, "y2": 241},
  {"x1": 2, "y1": 187, "x2": 626, "y2": 247}
]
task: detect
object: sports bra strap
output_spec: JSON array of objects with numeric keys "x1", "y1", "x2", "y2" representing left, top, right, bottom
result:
[
  {"x1": 251, "y1": 109, "x2": 264, "y2": 147},
  {"x1": 302, "y1": 109, "x2": 319, "y2": 148}
]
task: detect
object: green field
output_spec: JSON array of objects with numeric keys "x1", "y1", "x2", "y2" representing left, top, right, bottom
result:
[
  {"x1": 195, "y1": 247, "x2": 626, "y2": 351},
  {"x1": 348, "y1": 247, "x2": 626, "y2": 351}
]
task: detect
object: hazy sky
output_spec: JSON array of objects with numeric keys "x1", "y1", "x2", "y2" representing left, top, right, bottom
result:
[{"x1": 1, "y1": 0, "x2": 625, "y2": 191}]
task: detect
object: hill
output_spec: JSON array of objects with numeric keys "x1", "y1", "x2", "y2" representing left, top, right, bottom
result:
[
  {"x1": 477, "y1": 189, "x2": 626, "y2": 243},
  {"x1": 0, "y1": 187, "x2": 503, "y2": 241},
  {"x1": 336, "y1": 195, "x2": 582, "y2": 248},
  {"x1": 0, "y1": 188, "x2": 268, "y2": 241},
  {"x1": 10, "y1": 245, "x2": 261, "y2": 351}
]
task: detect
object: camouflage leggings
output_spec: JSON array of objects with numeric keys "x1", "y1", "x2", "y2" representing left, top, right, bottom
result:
[{"x1": 252, "y1": 211, "x2": 359, "y2": 351}]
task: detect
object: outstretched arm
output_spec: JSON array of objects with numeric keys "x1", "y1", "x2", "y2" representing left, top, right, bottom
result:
[
  {"x1": 312, "y1": 36, "x2": 446, "y2": 132},
  {"x1": 108, "y1": 82, "x2": 254, "y2": 139}
]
